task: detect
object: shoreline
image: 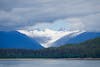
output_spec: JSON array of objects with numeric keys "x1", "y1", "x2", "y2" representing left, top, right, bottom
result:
[{"x1": 0, "y1": 58, "x2": 100, "y2": 61}]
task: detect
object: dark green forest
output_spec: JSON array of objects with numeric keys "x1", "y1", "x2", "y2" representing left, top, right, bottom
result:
[{"x1": 0, "y1": 38, "x2": 100, "y2": 58}]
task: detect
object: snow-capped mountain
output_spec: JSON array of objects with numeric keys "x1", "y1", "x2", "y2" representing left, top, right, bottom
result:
[
  {"x1": 18, "y1": 29, "x2": 100, "y2": 48},
  {"x1": 50, "y1": 32, "x2": 100, "y2": 47},
  {"x1": 18, "y1": 29, "x2": 81, "y2": 47},
  {"x1": 0, "y1": 31, "x2": 43, "y2": 50}
]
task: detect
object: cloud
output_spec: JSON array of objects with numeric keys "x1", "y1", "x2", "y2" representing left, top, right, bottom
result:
[
  {"x1": 80, "y1": 13, "x2": 100, "y2": 32},
  {"x1": 0, "y1": 0, "x2": 100, "y2": 31},
  {"x1": 22, "y1": 18, "x2": 85, "y2": 31}
]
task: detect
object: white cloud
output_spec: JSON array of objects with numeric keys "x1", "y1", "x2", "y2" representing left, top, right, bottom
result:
[{"x1": 22, "y1": 17, "x2": 85, "y2": 32}]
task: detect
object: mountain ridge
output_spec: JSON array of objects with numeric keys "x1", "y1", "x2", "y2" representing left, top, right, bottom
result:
[
  {"x1": 0, "y1": 31, "x2": 44, "y2": 50},
  {"x1": 50, "y1": 32, "x2": 100, "y2": 47}
]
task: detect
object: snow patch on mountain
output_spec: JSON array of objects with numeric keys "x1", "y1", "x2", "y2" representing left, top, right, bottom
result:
[{"x1": 18, "y1": 29, "x2": 81, "y2": 47}]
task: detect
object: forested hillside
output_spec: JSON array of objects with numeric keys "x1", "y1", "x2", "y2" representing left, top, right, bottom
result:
[{"x1": 0, "y1": 38, "x2": 100, "y2": 58}]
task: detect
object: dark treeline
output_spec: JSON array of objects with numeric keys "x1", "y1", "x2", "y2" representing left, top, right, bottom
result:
[{"x1": 0, "y1": 38, "x2": 100, "y2": 58}]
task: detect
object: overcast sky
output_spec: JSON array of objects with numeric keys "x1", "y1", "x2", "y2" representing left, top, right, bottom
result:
[{"x1": 0, "y1": 0, "x2": 100, "y2": 31}]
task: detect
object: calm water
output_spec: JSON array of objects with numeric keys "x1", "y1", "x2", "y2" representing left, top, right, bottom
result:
[{"x1": 0, "y1": 59, "x2": 100, "y2": 67}]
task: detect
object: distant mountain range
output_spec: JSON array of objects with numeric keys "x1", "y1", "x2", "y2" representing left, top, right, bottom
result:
[
  {"x1": 0, "y1": 31, "x2": 100, "y2": 50},
  {"x1": 18, "y1": 30, "x2": 100, "y2": 47},
  {"x1": 0, "y1": 31, "x2": 43, "y2": 50},
  {"x1": 50, "y1": 32, "x2": 100, "y2": 47}
]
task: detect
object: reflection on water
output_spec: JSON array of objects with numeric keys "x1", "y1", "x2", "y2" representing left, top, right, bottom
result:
[{"x1": 0, "y1": 59, "x2": 100, "y2": 67}]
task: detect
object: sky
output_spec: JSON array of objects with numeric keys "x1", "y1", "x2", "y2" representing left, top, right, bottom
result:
[
  {"x1": 0, "y1": 0, "x2": 100, "y2": 47},
  {"x1": 0, "y1": 0, "x2": 100, "y2": 31}
]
